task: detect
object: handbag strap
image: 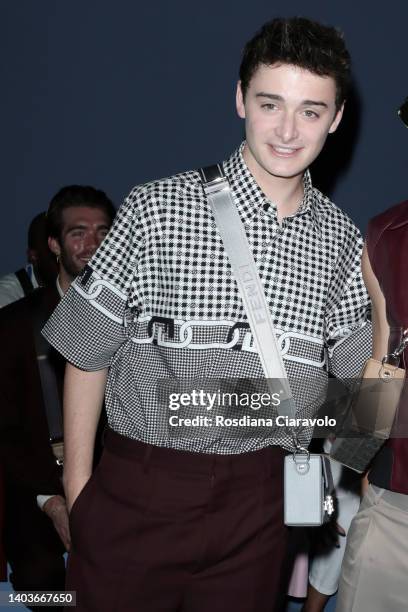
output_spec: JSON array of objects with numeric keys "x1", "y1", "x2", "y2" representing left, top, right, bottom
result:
[
  {"x1": 200, "y1": 164, "x2": 296, "y2": 419},
  {"x1": 386, "y1": 328, "x2": 408, "y2": 365},
  {"x1": 32, "y1": 296, "x2": 63, "y2": 442},
  {"x1": 321, "y1": 455, "x2": 334, "y2": 493}
]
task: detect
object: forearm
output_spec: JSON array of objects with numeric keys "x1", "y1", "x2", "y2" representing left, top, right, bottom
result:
[
  {"x1": 361, "y1": 473, "x2": 369, "y2": 497},
  {"x1": 63, "y1": 363, "x2": 108, "y2": 510},
  {"x1": 361, "y1": 244, "x2": 389, "y2": 360},
  {"x1": 370, "y1": 307, "x2": 390, "y2": 360}
]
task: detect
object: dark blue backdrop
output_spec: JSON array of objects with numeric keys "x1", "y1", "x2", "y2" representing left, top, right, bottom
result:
[{"x1": 2, "y1": 0, "x2": 407, "y2": 275}]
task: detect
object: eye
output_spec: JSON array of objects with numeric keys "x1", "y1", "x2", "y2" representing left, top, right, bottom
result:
[
  {"x1": 303, "y1": 109, "x2": 320, "y2": 119},
  {"x1": 70, "y1": 230, "x2": 85, "y2": 238},
  {"x1": 261, "y1": 103, "x2": 278, "y2": 111}
]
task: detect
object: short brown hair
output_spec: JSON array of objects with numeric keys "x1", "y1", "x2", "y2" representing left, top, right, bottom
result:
[
  {"x1": 47, "y1": 185, "x2": 116, "y2": 241},
  {"x1": 239, "y1": 17, "x2": 351, "y2": 111}
]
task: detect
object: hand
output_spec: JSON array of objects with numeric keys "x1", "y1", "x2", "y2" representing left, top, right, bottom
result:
[
  {"x1": 43, "y1": 495, "x2": 71, "y2": 551},
  {"x1": 335, "y1": 521, "x2": 346, "y2": 546},
  {"x1": 312, "y1": 519, "x2": 346, "y2": 554},
  {"x1": 325, "y1": 520, "x2": 346, "y2": 549}
]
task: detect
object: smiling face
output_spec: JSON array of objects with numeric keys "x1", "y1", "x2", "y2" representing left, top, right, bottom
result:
[
  {"x1": 236, "y1": 63, "x2": 344, "y2": 188},
  {"x1": 48, "y1": 205, "x2": 111, "y2": 281}
]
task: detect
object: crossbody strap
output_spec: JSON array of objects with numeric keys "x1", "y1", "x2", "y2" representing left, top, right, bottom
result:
[
  {"x1": 200, "y1": 164, "x2": 296, "y2": 419},
  {"x1": 385, "y1": 328, "x2": 408, "y2": 365},
  {"x1": 32, "y1": 297, "x2": 63, "y2": 442}
]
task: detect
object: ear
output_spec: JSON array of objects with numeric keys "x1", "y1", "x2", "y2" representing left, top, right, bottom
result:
[
  {"x1": 236, "y1": 81, "x2": 246, "y2": 119},
  {"x1": 48, "y1": 236, "x2": 61, "y2": 258},
  {"x1": 328, "y1": 102, "x2": 345, "y2": 134}
]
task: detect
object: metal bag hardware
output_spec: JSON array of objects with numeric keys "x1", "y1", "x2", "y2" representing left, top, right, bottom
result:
[{"x1": 51, "y1": 440, "x2": 64, "y2": 466}]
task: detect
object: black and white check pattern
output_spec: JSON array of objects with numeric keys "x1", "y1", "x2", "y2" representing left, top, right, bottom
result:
[{"x1": 43, "y1": 142, "x2": 371, "y2": 453}]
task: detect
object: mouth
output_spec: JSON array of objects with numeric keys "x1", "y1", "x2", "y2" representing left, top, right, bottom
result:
[{"x1": 268, "y1": 144, "x2": 302, "y2": 158}]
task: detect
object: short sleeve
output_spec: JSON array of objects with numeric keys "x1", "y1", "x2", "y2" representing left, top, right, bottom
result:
[
  {"x1": 42, "y1": 191, "x2": 140, "y2": 370},
  {"x1": 324, "y1": 225, "x2": 372, "y2": 378}
]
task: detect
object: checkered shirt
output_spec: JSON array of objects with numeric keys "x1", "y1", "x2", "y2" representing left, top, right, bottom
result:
[{"x1": 43, "y1": 142, "x2": 371, "y2": 453}]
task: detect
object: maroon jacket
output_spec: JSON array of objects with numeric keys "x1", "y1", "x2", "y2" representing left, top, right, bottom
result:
[
  {"x1": 0, "y1": 284, "x2": 106, "y2": 492},
  {"x1": 366, "y1": 200, "x2": 408, "y2": 494}
]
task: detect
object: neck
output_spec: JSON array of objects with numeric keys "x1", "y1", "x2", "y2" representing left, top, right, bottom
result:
[
  {"x1": 242, "y1": 144, "x2": 305, "y2": 222},
  {"x1": 57, "y1": 267, "x2": 73, "y2": 294}
]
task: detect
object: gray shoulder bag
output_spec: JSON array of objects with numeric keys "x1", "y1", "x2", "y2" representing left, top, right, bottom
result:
[{"x1": 200, "y1": 164, "x2": 334, "y2": 526}]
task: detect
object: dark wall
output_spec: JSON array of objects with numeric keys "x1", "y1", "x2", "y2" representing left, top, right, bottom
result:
[{"x1": 2, "y1": 0, "x2": 407, "y2": 274}]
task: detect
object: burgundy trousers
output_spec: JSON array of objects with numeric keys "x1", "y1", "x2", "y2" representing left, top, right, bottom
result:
[{"x1": 67, "y1": 430, "x2": 288, "y2": 612}]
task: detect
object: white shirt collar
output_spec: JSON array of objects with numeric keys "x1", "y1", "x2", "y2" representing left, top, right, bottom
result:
[{"x1": 56, "y1": 276, "x2": 64, "y2": 297}]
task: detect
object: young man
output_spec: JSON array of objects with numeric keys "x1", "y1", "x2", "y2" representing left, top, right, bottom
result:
[
  {"x1": 0, "y1": 186, "x2": 114, "y2": 610},
  {"x1": 43, "y1": 18, "x2": 371, "y2": 612}
]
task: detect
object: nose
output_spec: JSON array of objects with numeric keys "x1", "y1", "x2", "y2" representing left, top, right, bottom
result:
[
  {"x1": 275, "y1": 110, "x2": 299, "y2": 143},
  {"x1": 83, "y1": 231, "x2": 99, "y2": 255}
]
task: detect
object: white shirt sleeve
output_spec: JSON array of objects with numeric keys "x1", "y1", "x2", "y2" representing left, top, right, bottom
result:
[
  {"x1": 0, "y1": 272, "x2": 25, "y2": 307},
  {"x1": 36, "y1": 494, "x2": 55, "y2": 510}
]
